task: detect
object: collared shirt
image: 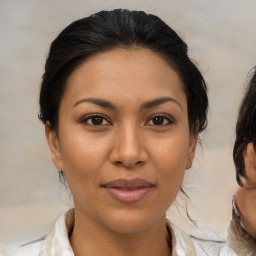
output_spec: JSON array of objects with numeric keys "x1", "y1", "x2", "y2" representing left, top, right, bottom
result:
[
  {"x1": 38, "y1": 209, "x2": 197, "y2": 256},
  {"x1": 38, "y1": 209, "x2": 236, "y2": 256},
  {"x1": 8, "y1": 207, "x2": 256, "y2": 256}
]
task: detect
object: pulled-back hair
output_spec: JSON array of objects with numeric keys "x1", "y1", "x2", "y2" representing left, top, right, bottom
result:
[
  {"x1": 39, "y1": 9, "x2": 208, "y2": 133},
  {"x1": 233, "y1": 67, "x2": 256, "y2": 185}
]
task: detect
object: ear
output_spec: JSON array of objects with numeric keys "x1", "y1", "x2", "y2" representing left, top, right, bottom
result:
[
  {"x1": 45, "y1": 122, "x2": 64, "y2": 171},
  {"x1": 241, "y1": 142, "x2": 256, "y2": 189},
  {"x1": 186, "y1": 124, "x2": 198, "y2": 170}
]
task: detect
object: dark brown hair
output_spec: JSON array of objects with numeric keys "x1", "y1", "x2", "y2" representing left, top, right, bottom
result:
[
  {"x1": 233, "y1": 67, "x2": 256, "y2": 185},
  {"x1": 38, "y1": 9, "x2": 208, "y2": 134}
]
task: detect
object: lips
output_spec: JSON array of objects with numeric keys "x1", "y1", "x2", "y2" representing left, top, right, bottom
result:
[{"x1": 103, "y1": 178, "x2": 153, "y2": 204}]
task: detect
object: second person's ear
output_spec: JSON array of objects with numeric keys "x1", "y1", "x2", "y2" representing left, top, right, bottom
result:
[{"x1": 241, "y1": 142, "x2": 256, "y2": 189}]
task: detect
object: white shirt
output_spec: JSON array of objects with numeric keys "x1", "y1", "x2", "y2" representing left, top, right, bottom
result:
[{"x1": 6, "y1": 208, "x2": 249, "y2": 256}]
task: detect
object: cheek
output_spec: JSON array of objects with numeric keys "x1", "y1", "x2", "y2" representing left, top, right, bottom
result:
[
  {"x1": 150, "y1": 133, "x2": 190, "y2": 172},
  {"x1": 59, "y1": 134, "x2": 113, "y2": 209},
  {"x1": 149, "y1": 133, "x2": 190, "y2": 195},
  {"x1": 58, "y1": 130, "x2": 111, "y2": 184}
]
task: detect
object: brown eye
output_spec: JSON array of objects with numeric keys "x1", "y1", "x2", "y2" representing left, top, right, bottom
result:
[
  {"x1": 152, "y1": 116, "x2": 165, "y2": 125},
  {"x1": 91, "y1": 116, "x2": 104, "y2": 125},
  {"x1": 146, "y1": 115, "x2": 173, "y2": 126},
  {"x1": 81, "y1": 114, "x2": 111, "y2": 126}
]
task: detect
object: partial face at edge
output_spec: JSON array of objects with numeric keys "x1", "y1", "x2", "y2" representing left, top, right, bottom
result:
[{"x1": 45, "y1": 48, "x2": 197, "y2": 233}]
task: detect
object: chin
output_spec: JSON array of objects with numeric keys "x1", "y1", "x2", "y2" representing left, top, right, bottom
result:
[{"x1": 102, "y1": 209, "x2": 164, "y2": 234}]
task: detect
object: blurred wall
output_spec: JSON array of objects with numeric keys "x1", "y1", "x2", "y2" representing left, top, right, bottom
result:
[{"x1": 1, "y1": 0, "x2": 256, "y2": 235}]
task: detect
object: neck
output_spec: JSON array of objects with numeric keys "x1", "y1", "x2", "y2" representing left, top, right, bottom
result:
[{"x1": 70, "y1": 208, "x2": 172, "y2": 256}]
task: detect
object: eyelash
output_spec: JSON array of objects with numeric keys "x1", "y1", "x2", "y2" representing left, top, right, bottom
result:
[
  {"x1": 146, "y1": 114, "x2": 174, "y2": 126},
  {"x1": 80, "y1": 114, "x2": 111, "y2": 126},
  {"x1": 80, "y1": 114, "x2": 174, "y2": 127}
]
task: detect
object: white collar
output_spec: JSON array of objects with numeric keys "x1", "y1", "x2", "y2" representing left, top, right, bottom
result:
[{"x1": 39, "y1": 209, "x2": 196, "y2": 256}]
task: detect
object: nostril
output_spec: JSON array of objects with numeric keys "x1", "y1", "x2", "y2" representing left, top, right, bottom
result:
[{"x1": 114, "y1": 160, "x2": 144, "y2": 168}]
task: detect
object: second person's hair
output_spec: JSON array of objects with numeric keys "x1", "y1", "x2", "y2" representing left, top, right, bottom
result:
[{"x1": 233, "y1": 67, "x2": 256, "y2": 185}]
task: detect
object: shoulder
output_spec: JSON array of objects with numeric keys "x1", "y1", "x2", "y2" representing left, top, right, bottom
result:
[
  {"x1": 38, "y1": 210, "x2": 74, "y2": 256},
  {"x1": 228, "y1": 205, "x2": 256, "y2": 256},
  {"x1": 0, "y1": 203, "x2": 71, "y2": 256},
  {"x1": 3, "y1": 240, "x2": 43, "y2": 256},
  {"x1": 6, "y1": 210, "x2": 72, "y2": 256},
  {"x1": 190, "y1": 227, "x2": 237, "y2": 256},
  {"x1": 168, "y1": 220, "x2": 237, "y2": 256}
]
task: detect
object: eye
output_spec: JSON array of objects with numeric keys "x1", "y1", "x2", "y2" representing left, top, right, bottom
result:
[
  {"x1": 146, "y1": 115, "x2": 173, "y2": 126},
  {"x1": 80, "y1": 114, "x2": 111, "y2": 126}
]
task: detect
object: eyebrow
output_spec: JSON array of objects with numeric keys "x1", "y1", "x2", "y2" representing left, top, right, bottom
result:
[
  {"x1": 73, "y1": 98, "x2": 116, "y2": 109},
  {"x1": 141, "y1": 97, "x2": 182, "y2": 111},
  {"x1": 73, "y1": 97, "x2": 182, "y2": 111}
]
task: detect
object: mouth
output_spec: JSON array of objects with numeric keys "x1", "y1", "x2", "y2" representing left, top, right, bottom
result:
[{"x1": 102, "y1": 178, "x2": 154, "y2": 204}]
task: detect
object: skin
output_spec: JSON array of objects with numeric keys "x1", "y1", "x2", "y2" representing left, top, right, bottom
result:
[
  {"x1": 46, "y1": 48, "x2": 198, "y2": 256},
  {"x1": 235, "y1": 142, "x2": 256, "y2": 238}
]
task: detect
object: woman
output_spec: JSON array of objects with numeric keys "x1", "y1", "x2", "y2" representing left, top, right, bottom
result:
[
  {"x1": 22, "y1": 9, "x2": 254, "y2": 255},
  {"x1": 229, "y1": 67, "x2": 256, "y2": 255}
]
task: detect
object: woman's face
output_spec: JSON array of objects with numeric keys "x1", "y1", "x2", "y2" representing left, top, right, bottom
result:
[{"x1": 46, "y1": 48, "x2": 197, "y2": 234}]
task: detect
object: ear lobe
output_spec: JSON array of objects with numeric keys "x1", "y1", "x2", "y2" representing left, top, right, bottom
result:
[
  {"x1": 186, "y1": 124, "x2": 199, "y2": 170},
  {"x1": 45, "y1": 122, "x2": 64, "y2": 171},
  {"x1": 186, "y1": 134, "x2": 197, "y2": 169}
]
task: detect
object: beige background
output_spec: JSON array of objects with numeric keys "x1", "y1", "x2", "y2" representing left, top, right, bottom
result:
[{"x1": 1, "y1": 0, "x2": 256, "y2": 247}]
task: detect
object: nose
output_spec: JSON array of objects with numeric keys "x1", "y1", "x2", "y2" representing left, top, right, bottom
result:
[{"x1": 109, "y1": 123, "x2": 148, "y2": 168}]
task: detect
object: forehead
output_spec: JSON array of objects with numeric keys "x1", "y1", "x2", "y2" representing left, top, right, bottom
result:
[{"x1": 63, "y1": 48, "x2": 186, "y2": 107}]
